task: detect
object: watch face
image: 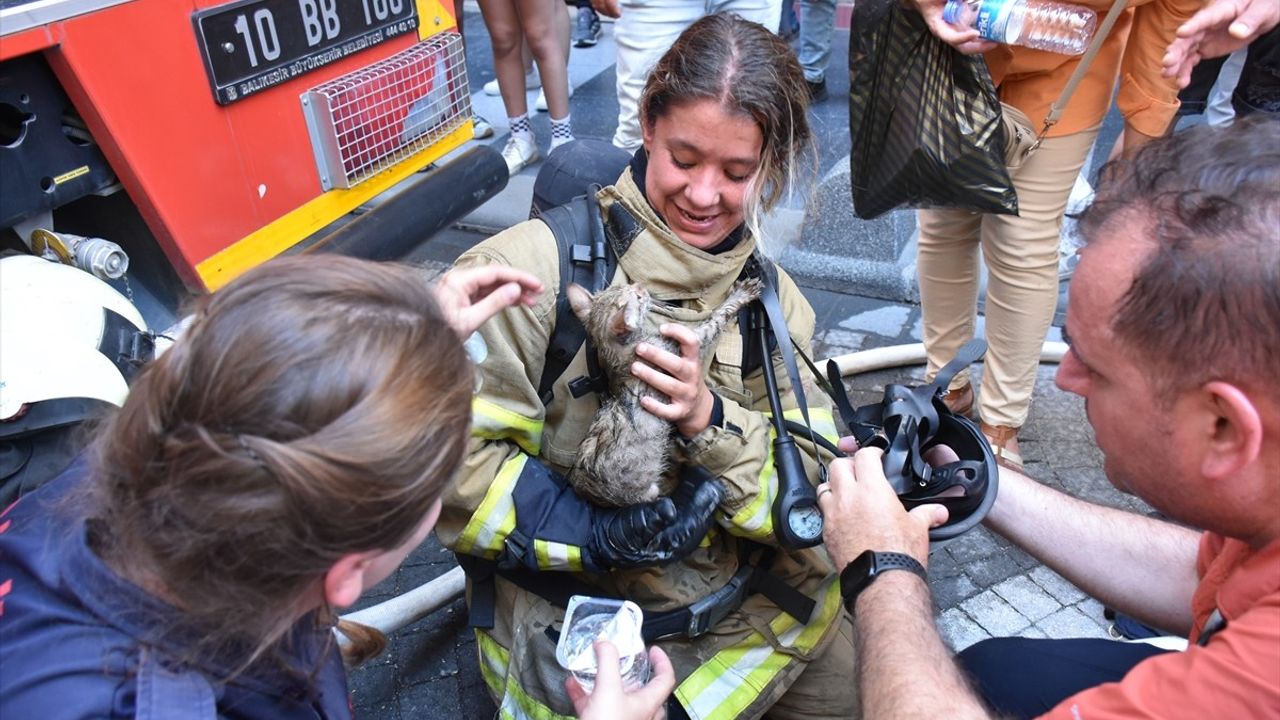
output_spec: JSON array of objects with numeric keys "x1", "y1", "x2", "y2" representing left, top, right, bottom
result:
[{"x1": 787, "y1": 504, "x2": 824, "y2": 541}]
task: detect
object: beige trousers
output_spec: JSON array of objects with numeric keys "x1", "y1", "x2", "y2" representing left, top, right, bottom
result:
[{"x1": 916, "y1": 126, "x2": 1100, "y2": 428}]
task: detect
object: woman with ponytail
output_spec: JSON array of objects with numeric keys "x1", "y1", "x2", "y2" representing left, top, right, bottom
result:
[{"x1": 0, "y1": 255, "x2": 545, "y2": 718}]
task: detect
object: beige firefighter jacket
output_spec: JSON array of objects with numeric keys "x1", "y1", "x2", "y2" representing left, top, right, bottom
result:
[{"x1": 436, "y1": 169, "x2": 844, "y2": 720}]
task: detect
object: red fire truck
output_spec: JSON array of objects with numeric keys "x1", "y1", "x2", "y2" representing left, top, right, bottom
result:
[{"x1": 0, "y1": 0, "x2": 505, "y2": 498}]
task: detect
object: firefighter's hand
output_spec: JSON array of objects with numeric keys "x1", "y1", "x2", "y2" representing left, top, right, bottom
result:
[
  {"x1": 633, "y1": 323, "x2": 715, "y2": 438},
  {"x1": 1163, "y1": 0, "x2": 1280, "y2": 86},
  {"x1": 818, "y1": 448, "x2": 949, "y2": 569},
  {"x1": 567, "y1": 642, "x2": 676, "y2": 720},
  {"x1": 907, "y1": 0, "x2": 999, "y2": 54},
  {"x1": 592, "y1": 470, "x2": 723, "y2": 569},
  {"x1": 435, "y1": 266, "x2": 543, "y2": 338}
]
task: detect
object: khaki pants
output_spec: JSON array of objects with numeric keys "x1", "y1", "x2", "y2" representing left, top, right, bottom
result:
[{"x1": 916, "y1": 126, "x2": 1100, "y2": 428}]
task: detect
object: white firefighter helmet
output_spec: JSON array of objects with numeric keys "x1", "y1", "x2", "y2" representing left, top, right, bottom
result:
[{"x1": 0, "y1": 254, "x2": 148, "y2": 420}]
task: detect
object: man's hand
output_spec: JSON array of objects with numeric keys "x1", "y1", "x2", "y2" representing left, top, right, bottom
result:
[
  {"x1": 908, "y1": 0, "x2": 1000, "y2": 54},
  {"x1": 818, "y1": 448, "x2": 949, "y2": 568},
  {"x1": 591, "y1": 0, "x2": 620, "y2": 19},
  {"x1": 434, "y1": 266, "x2": 543, "y2": 338},
  {"x1": 567, "y1": 641, "x2": 676, "y2": 720},
  {"x1": 1163, "y1": 0, "x2": 1280, "y2": 86}
]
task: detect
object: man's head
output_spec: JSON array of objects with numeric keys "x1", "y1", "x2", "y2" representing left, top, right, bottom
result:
[{"x1": 1059, "y1": 117, "x2": 1280, "y2": 543}]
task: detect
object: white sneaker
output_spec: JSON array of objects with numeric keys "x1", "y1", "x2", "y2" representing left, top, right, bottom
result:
[
  {"x1": 501, "y1": 136, "x2": 540, "y2": 175},
  {"x1": 535, "y1": 84, "x2": 573, "y2": 112},
  {"x1": 472, "y1": 115, "x2": 494, "y2": 139},
  {"x1": 483, "y1": 68, "x2": 541, "y2": 96}
]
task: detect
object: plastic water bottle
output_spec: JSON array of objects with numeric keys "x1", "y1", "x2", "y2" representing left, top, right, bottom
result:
[
  {"x1": 556, "y1": 596, "x2": 651, "y2": 693},
  {"x1": 942, "y1": 0, "x2": 1098, "y2": 55}
]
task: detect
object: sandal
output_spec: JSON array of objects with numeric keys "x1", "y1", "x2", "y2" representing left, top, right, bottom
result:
[
  {"x1": 942, "y1": 382, "x2": 975, "y2": 419},
  {"x1": 980, "y1": 422, "x2": 1024, "y2": 471}
]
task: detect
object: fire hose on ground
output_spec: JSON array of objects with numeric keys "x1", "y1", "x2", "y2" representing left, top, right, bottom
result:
[{"x1": 338, "y1": 341, "x2": 1069, "y2": 642}]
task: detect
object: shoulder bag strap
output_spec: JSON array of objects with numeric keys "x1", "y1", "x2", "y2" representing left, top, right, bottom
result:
[{"x1": 1036, "y1": 0, "x2": 1132, "y2": 143}]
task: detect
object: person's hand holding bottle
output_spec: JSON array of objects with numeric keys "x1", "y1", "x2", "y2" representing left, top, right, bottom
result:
[{"x1": 567, "y1": 641, "x2": 676, "y2": 720}]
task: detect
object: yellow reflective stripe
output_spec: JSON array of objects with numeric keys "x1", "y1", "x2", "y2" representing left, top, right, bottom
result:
[
  {"x1": 476, "y1": 629, "x2": 509, "y2": 699},
  {"x1": 797, "y1": 407, "x2": 839, "y2": 445},
  {"x1": 675, "y1": 578, "x2": 842, "y2": 720},
  {"x1": 472, "y1": 397, "x2": 543, "y2": 456},
  {"x1": 476, "y1": 630, "x2": 576, "y2": 720},
  {"x1": 533, "y1": 540, "x2": 584, "y2": 571},
  {"x1": 725, "y1": 406, "x2": 838, "y2": 541},
  {"x1": 725, "y1": 437, "x2": 776, "y2": 540},
  {"x1": 455, "y1": 454, "x2": 524, "y2": 558}
]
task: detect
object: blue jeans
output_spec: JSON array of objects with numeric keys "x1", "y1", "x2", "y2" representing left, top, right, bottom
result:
[{"x1": 798, "y1": 0, "x2": 836, "y2": 83}]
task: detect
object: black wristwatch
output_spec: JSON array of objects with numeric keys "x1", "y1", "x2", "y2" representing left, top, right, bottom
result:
[{"x1": 840, "y1": 550, "x2": 928, "y2": 611}]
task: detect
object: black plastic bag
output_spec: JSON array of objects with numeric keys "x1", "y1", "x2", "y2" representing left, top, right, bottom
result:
[{"x1": 848, "y1": 0, "x2": 1017, "y2": 219}]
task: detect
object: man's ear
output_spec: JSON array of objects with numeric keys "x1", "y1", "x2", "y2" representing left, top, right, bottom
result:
[
  {"x1": 324, "y1": 552, "x2": 374, "y2": 609},
  {"x1": 1198, "y1": 381, "x2": 1264, "y2": 480}
]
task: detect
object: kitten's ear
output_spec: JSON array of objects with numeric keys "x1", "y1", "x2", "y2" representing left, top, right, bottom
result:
[
  {"x1": 608, "y1": 304, "x2": 632, "y2": 338},
  {"x1": 567, "y1": 284, "x2": 593, "y2": 322}
]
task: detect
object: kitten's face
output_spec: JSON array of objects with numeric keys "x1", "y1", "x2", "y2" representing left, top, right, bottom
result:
[{"x1": 604, "y1": 284, "x2": 651, "y2": 345}]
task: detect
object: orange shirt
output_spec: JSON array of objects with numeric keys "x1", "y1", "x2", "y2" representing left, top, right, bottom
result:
[
  {"x1": 986, "y1": 0, "x2": 1204, "y2": 137},
  {"x1": 1041, "y1": 533, "x2": 1280, "y2": 719}
]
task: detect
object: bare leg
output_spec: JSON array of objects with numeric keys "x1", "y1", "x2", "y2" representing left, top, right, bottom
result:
[
  {"x1": 517, "y1": 0, "x2": 571, "y2": 119},
  {"x1": 477, "y1": 0, "x2": 530, "y2": 118}
]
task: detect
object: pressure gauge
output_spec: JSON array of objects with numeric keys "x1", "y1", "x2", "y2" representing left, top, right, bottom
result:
[{"x1": 787, "y1": 504, "x2": 824, "y2": 543}]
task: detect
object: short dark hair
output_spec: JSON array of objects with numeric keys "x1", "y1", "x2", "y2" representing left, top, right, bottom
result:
[{"x1": 1077, "y1": 116, "x2": 1280, "y2": 400}]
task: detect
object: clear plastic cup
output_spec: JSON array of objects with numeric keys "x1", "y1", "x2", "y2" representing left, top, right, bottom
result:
[{"x1": 555, "y1": 595, "x2": 650, "y2": 693}]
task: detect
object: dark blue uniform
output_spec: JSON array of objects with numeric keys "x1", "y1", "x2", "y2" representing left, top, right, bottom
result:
[{"x1": 0, "y1": 461, "x2": 353, "y2": 720}]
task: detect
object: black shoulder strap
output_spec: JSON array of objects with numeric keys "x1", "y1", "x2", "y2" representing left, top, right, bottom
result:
[{"x1": 536, "y1": 195, "x2": 621, "y2": 405}]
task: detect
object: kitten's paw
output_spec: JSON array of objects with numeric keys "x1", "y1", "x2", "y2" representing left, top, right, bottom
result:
[{"x1": 725, "y1": 278, "x2": 764, "y2": 313}]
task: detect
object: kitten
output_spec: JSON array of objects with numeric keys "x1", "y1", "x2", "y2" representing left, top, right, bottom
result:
[{"x1": 565, "y1": 279, "x2": 763, "y2": 507}]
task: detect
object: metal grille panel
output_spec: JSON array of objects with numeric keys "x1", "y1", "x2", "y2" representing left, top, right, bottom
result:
[{"x1": 301, "y1": 34, "x2": 471, "y2": 190}]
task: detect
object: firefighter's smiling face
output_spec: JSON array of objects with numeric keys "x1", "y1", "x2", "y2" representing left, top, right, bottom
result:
[{"x1": 641, "y1": 99, "x2": 763, "y2": 250}]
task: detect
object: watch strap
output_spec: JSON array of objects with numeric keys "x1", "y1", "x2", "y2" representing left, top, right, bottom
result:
[{"x1": 840, "y1": 551, "x2": 927, "y2": 611}]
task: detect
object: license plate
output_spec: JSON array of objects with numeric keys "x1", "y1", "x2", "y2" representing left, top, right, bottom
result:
[{"x1": 193, "y1": 0, "x2": 419, "y2": 105}]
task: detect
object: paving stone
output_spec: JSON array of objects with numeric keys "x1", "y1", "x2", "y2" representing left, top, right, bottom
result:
[
  {"x1": 351, "y1": 663, "x2": 399, "y2": 711},
  {"x1": 944, "y1": 528, "x2": 1003, "y2": 565},
  {"x1": 961, "y1": 549, "x2": 1037, "y2": 589},
  {"x1": 931, "y1": 572, "x2": 981, "y2": 610},
  {"x1": 1076, "y1": 597, "x2": 1114, "y2": 633},
  {"x1": 992, "y1": 576, "x2": 1062, "y2": 622},
  {"x1": 397, "y1": 677, "x2": 464, "y2": 719},
  {"x1": 1029, "y1": 566, "x2": 1088, "y2": 606},
  {"x1": 937, "y1": 607, "x2": 991, "y2": 652},
  {"x1": 961, "y1": 590, "x2": 1031, "y2": 637},
  {"x1": 814, "y1": 329, "x2": 867, "y2": 356},
  {"x1": 838, "y1": 305, "x2": 913, "y2": 337},
  {"x1": 1018, "y1": 625, "x2": 1049, "y2": 639},
  {"x1": 1037, "y1": 606, "x2": 1112, "y2": 640}
]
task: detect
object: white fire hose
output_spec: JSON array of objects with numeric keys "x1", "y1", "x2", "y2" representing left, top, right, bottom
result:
[{"x1": 339, "y1": 341, "x2": 1068, "y2": 639}]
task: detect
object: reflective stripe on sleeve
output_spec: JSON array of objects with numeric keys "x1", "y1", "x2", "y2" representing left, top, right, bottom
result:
[
  {"x1": 476, "y1": 630, "x2": 576, "y2": 720},
  {"x1": 455, "y1": 454, "x2": 524, "y2": 558},
  {"x1": 472, "y1": 397, "x2": 543, "y2": 457},
  {"x1": 675, "y1": 577, "x2": 842, "y2": 720},
  {"x1": 723, "y1": 408, "x2": 835, "y2": 541},
  {"x1": 533, "y1": 539, "x2": 584, "y2": 572}
]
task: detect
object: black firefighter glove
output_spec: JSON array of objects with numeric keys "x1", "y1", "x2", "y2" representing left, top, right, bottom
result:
[{"x1": 591, "y1": 465, "x2": 724, "y2": 569}]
